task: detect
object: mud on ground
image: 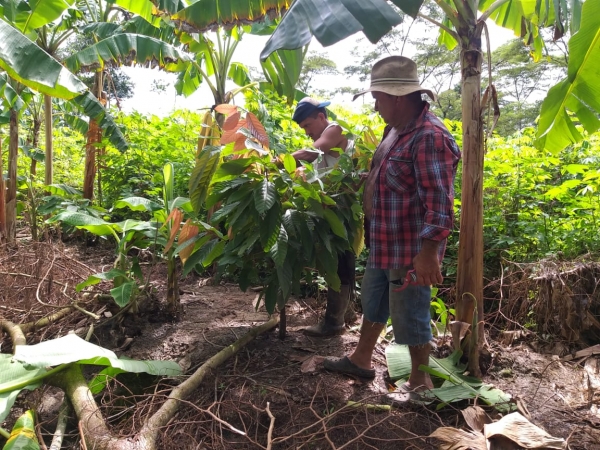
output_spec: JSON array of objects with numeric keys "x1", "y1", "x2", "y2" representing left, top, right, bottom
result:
[{"x1": 1, "y1": 241, "x2": 599, "y2": 449}]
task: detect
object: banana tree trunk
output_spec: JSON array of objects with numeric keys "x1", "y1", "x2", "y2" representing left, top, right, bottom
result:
[
  {"x1": 83, "y1": 72, "x2": 104, "y2": 200},
  {"x1": 44, "y1": 94, "x2": 53, "y2": 186},
  {"x1": 456, "y1": 22, "x2": 485, "y2": 377},
  {"x1": 0, "y1": 137, "x2": 6, "y2": 240},
  {"x1": 6, "y1": 109, "x2": 18, "y2": 242}
]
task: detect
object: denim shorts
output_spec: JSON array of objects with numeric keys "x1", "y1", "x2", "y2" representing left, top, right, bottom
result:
[{"x1": 360, "y1": 267, "x2": 432, "y2": 346}]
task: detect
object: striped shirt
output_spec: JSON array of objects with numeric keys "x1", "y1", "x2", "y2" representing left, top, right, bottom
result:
[{"x1": 366, "y1": 104, "x2": 461, "y2": 269}]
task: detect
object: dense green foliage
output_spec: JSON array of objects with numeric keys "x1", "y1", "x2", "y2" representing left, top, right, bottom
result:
[
  {"x1": 483, "y1": 129, "x2": 600, "y2": 260},
  {"x1": 101, "y1": 110, "x2": 201, "y2": 207},
  {"x1": 439, "y1": 123, "x2": 600, "y2": 283},
  {"x1": 4, "y1": 97, "x2": 600, "y2": 286}
]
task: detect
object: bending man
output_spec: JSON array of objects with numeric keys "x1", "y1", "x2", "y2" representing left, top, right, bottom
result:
[{"x1": 291, "y1": 97, "x2": 356, "y2": 337}]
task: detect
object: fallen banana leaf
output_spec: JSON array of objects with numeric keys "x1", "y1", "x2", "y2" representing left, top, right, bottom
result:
[
  {"x1": 385, "y1": 345, "x2": 512, "y2": 411},
  {"x1": 430, "y1": 426, "x2": 487, "y2": 450},
  {"x1": 484, "y1": 412, "x2": 565, "y2": 449}
]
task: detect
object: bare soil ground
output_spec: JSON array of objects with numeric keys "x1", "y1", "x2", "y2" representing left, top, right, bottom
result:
[{"x1": 1, "y1": 240, "x2": 599, "y2": 449}]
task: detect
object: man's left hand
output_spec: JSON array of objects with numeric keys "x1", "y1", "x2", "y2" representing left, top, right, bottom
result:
[{"x1": 412, "y1": 239, "x2": 443, "y2": 286}]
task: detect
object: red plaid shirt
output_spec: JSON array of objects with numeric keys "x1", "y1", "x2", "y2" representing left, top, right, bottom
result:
[{"x1": 367, "y1": 104, "x2": 461, "y2": 269}]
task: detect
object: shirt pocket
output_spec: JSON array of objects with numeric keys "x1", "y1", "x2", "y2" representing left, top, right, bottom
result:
[{"x1": 385, "y1": 157, "x2": 415, "y2": 193}]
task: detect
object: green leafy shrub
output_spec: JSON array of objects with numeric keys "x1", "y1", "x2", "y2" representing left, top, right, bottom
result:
[{"x1": 100, "y1": 110, "x2": 202, "y2": 207}]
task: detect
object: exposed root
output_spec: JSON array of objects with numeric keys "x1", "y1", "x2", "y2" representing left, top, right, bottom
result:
[{"x1": 48, "y1": 401, "x2": 70, "y2": 450}]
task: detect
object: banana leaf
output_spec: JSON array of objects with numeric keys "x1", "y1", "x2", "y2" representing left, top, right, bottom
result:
[{"x1": 386, "y1": 345, "x2": 512, "y2": 410}]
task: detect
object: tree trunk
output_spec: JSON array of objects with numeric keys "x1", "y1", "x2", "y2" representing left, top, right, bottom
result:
[
  {"x1": 0, "y1": 137, "x2": 6, "y2": 240},
  {"x1": 279, "y1": 305, "x2": 286, "y2": 340},
  {"x1": 456, "y1": 23, "x2": 485, "y2": 377},
  {"x1": 97, "y1": 145, "x2": 105, "y2": 205},
  {"x1": 6, "y1": 109, "x2": 18, "y2": 243},
  {"x1": 44, "y1": 94, "x2": 53, "y2": 186},
  {"x1": 83, "y1": 72, "x2": 104, "y2": 200},
  {"x1": 166, "y1": 256, "x2": 180, "y2": 317},
  {"x1": 83, "y1": 119, "x2": 101, "y2": 200}
]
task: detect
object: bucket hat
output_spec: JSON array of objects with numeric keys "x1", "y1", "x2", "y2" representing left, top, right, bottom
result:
[
  {"x1": 353, "y1": 56, "x2": 436, "y2": 101},
  {"x1": 292, "y1": 97, "x2": 331, "y2": 123}
]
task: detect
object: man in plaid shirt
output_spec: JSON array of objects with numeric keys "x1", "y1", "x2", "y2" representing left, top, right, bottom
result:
[{"x1": 324, "y1": 56, "x2": 461, "y2": 401}]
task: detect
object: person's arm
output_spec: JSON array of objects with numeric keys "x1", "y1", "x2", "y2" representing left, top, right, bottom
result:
[
  {"x1": 292, "y1": 125, "x2": 347, "y2": 163},
  {"x1": 291, "y1": 148, "x2": 320, "y2": 163},
  {"x1": 412, "y1": 129, "x2": 461, "y2": 285}
]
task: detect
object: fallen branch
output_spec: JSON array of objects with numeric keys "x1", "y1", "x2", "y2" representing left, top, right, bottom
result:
[
  {"x1": 138, "y1": 316, "x2": 279, "y2": 447},
  {"x1": 265, "y1": 402, "x2": 275, "y2": 450},
  {"x1": 54, "y1": 316, "x2": 279, "y2": 450},
  {"x1": 49, "y1": 401, "x2": 70, "y2": 450},
  {"x1": 20, "y1": 307, "x2": 74, "y2": 333},
  {"x1": 1, "y1": 320, "x2": 26, "y2": 348}
]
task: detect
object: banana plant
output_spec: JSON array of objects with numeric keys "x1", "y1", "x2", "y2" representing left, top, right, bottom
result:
[
  {"x1": 60, "y1": 2, "x2": 190, "y2": 201},
  {"x1": 0, "y1": 75, "x2": 33, "y2": 242},
  {"x1": 0, "y1": 0, "x2": 194, "y2": 201},
  {"x1": 174, "y1": 27, "x2": 251, "y2": 109},
  {"x1": 0, "y1": 17, "x2": 127, "y2": 151}
]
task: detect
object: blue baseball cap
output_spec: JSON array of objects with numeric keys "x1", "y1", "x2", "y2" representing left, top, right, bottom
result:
[{"x1": 292, "y1": 97, "x2": 331, "y2": 124}]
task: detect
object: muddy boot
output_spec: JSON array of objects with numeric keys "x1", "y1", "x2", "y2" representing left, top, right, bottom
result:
[{"x1": 304, "y1": 285, "x2": 351, "y2": 337}]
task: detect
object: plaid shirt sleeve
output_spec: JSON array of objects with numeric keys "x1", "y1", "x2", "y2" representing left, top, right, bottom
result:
[{"x1": 414, "y1": 128, "x2": 460, "y2": 242}]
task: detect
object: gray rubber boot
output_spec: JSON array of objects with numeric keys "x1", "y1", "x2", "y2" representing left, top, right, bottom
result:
[{"x1": 304, "y1": 285, "x2": 351, "y2": 337}]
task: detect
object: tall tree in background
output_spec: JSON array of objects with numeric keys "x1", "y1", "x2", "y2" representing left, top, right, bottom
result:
[
  {"x1": 489, "y1": 38, "x2": 566, "y2": 135},
  {"x1": 298, "y1": 51, "x2": 338, "y2": 94},
  {"x1": 259, "y1": 0, "x2": 597, "y2": 375},
  {"x1": 4, "y1": 81, "x2": 32, "y2": 242}
]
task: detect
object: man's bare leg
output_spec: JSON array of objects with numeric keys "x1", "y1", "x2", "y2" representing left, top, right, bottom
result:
[
  {"x1": 348, "y1": 318, "x2": 385, "y2": 370},
  {"x1": 407, "y1": 343, "x2": 434, "y2": 390}
]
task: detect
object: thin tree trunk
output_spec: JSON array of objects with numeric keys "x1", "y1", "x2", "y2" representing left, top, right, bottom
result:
[
  {"x1": 0, "y1": 136, "x2": 6, "y2": 240},
  {"x1": 83, "y1": 72, "x2": 104, "y2": 200},
  {"x1": 44, "y1": 94, "x2": 53, "y2": 186},
  {"x1": 456, "y1": 23, "x2": 485, "y2": 377},
  {"x1": 97, "y1": 146, "x2": 104, "y2": 205},
  {"x1": 6, "y1": 109, "x2": 18, "y2": 242},
  {"x1": 83, "y1": 119, "x2": 101, "y2": 200},
  {"x1": 166, "y1": 257, "x2": 180, "y2": 317}
]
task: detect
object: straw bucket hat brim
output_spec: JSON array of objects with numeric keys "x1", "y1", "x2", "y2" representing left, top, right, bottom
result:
[{"x1": 352, "y1": 56, "x2": 437, "y2": 102}]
